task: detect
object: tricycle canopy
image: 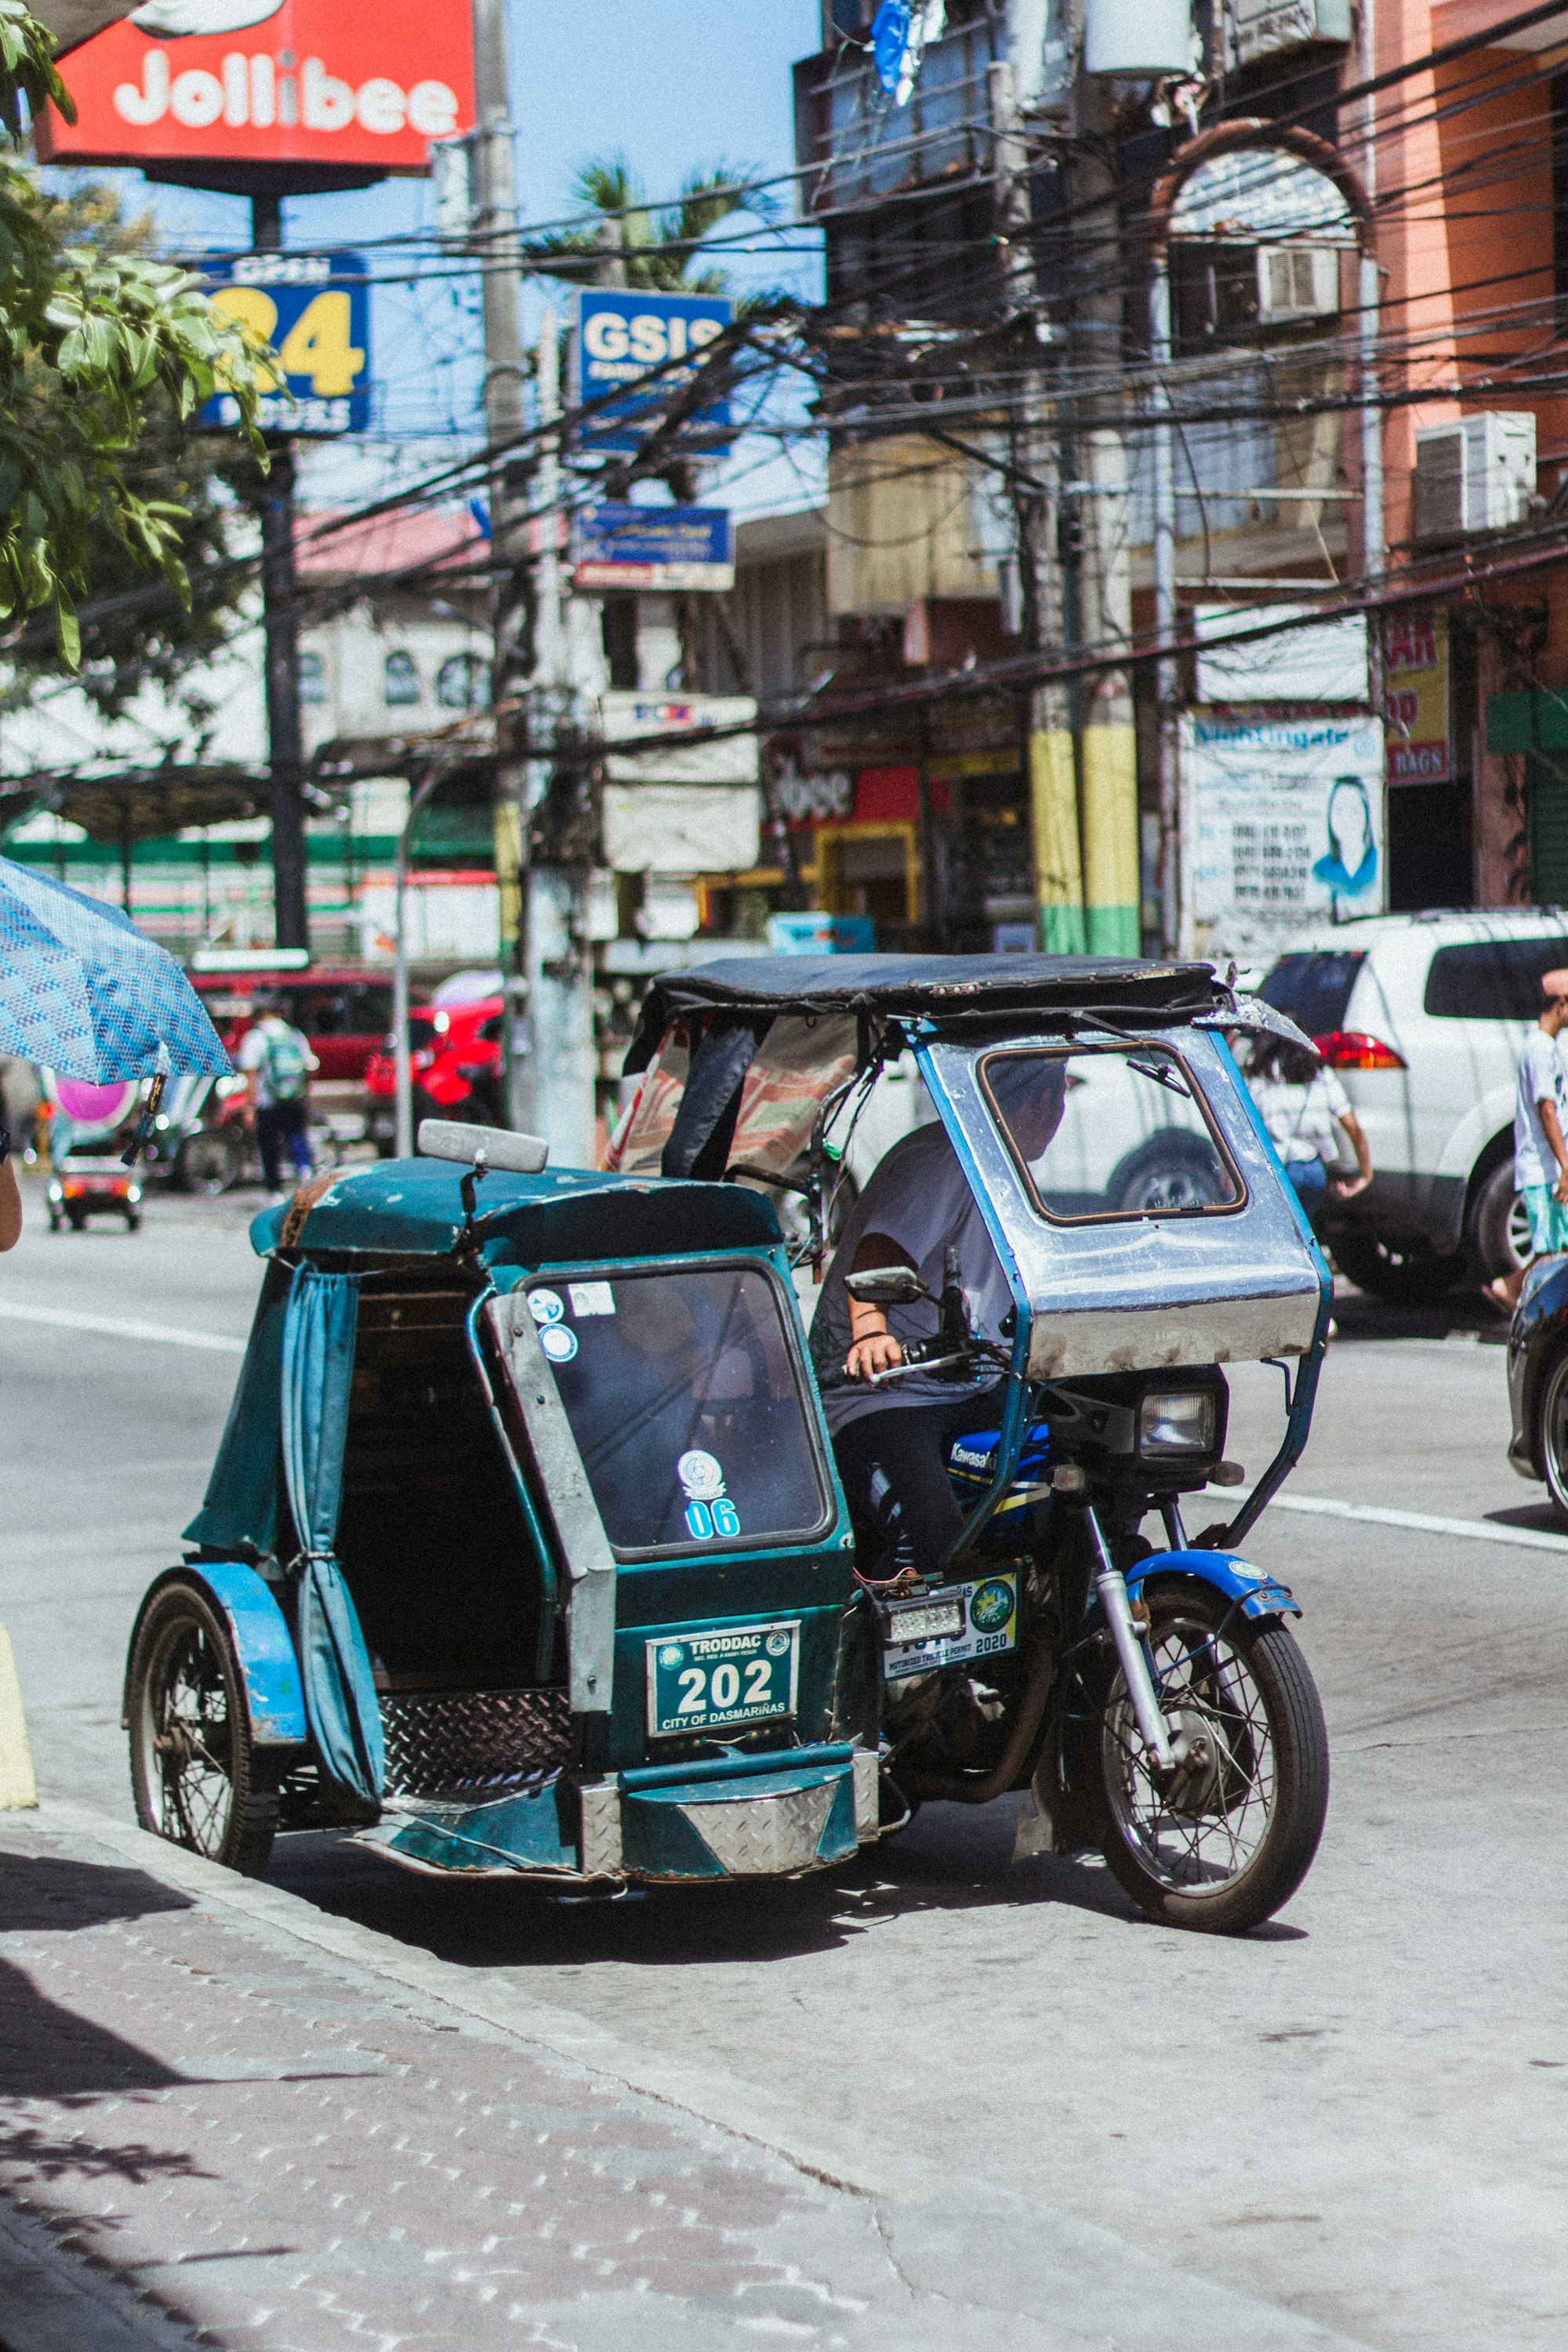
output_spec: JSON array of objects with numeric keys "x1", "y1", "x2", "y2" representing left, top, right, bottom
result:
[{"x1": 610, "y1": 953, "x2": 1325, "y2": 1381}]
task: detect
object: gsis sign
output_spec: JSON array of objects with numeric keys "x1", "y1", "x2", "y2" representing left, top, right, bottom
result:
[{"x1": 38, "y1": 0, "x2": 475, "y2": 175}]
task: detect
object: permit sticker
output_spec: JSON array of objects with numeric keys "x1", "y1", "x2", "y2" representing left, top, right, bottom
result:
[
  {"x1": 568, "y1": 1280, "x2": 615, "y2": 1316},
  {"x1": 529, "y1": 1289, "x2": 564, "y2": 1325},
  {"x1": 881, "y1": 1570, "x2": 1019, "y2": 1682},
  {"x1": 677, "y1": 1449, "x2": 740, "y2": 1541},
  {"x1": 538, "y1": 1324, "x2": 578, "y2": 1363}
]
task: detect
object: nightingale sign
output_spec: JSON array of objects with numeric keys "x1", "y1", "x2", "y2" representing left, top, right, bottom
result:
[{"x1": 38, "y1": 0, "x2": 475, "y2": 176}]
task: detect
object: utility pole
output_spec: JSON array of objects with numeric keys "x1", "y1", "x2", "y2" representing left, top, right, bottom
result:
[
  {"x1": 470, "y1": 0, "x2": 534, "y2": 1130},
  {"x1": 252, "y1": 190, "x2": 309, "y2": 954},
  {"x1": 993, "y1": 45, "x2": 1084, "y2": 954},
  {"x1": 1069, "y1": 70, "x2": 1140, "y2": 956}
]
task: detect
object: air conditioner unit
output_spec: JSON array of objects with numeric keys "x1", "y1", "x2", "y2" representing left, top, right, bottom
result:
[
  {"x1": 1223, "y1": 0, "x2": 1351, "y2": 67},
  {"x1": 1256, "y1": 245, "x2": 1341, "y2": 321},
  {"x1": 1414, "y1": 412, "x2": 1537, "y2": 541}
]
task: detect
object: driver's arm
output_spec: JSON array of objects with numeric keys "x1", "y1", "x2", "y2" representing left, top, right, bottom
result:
[{"x1": 845, "y1": 1232, "x2": 916, "y2": 1381}]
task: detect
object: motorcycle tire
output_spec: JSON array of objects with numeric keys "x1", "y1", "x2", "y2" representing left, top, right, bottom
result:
[
  {"x1": 1534, "y1": 1346, "x2": 1568, "y2": 1524},
  {"x1": 1328, "y1": 1229, "x2": 1465, "y2": 1305},
  {"x1": 177, "y1": 1129, "x2": 241, "y2": 1196},
  {"x1": 126, "y1": 1581, "x2": 279, "y2": 1878},
  {"x1": 1094, "y1": 1579, "x2": 1328, "y2": 1936}
]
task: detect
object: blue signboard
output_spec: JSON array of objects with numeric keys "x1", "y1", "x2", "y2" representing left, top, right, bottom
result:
[
  {"x1": 575, "y1": 289, "x2": 733, "y2": 454},
  {"x1": 574, "y1": 504, "x2": 734, "y2": 592},
  {"x1": 198, "y1": 249, "x2": 370, "y2": 438}
]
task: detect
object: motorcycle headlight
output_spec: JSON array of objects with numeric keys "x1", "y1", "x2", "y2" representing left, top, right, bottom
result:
[{"x1": 1138, "y1": 1389, "x2": 1217, "y2": 1457}]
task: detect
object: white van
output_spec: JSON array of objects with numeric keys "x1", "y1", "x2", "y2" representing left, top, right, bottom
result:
[{"x1": 1257, "y1": 910, "x2": 1568, "y2": 1299}]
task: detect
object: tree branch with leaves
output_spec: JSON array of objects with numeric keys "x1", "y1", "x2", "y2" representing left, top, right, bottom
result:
[{"x1": 0, "y1": 0, "x2": 271, "y2": 665}]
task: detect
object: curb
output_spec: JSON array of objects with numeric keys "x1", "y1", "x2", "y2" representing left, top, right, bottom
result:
[
  {"x1": 11, "y1": 1795, "x2": 1377, "y2": 2352},
  {"x1": 0, "y1": 2194, "x2": 204, "y2": 2352}
]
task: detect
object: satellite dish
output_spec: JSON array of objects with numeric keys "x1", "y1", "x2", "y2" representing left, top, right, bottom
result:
[{"x1": 129, "y1": 0, "x2": 284, "y2": 34}]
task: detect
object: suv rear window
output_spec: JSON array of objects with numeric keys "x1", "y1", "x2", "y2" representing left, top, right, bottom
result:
[
  {"x1": 1258, "y1": 952, "x2": 1365, "y2": 1036},
  {"x1": 1424, "y1": 939, "x2": 1568, "y2": 1019}
]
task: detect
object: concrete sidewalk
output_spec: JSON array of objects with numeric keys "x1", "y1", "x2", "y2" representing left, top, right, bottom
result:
[{"x1": 0, "y1": 1806, "x2": 1375, "y2": 2352}]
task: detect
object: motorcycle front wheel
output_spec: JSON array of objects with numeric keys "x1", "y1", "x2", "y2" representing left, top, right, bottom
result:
[{"x1": 1096, "y1": 1581, "x2": 1328, "y2": 1935}]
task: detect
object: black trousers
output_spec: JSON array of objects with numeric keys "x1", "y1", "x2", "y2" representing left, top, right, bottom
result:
[
  {"x1": 833, "y1": 1388, "x2": 1004, "y2": 1583},
  {"x1": 256, "y1": 1099, "x2": 311, "y2": 1191}
]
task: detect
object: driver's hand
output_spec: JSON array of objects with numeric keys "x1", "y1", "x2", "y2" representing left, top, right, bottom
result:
[{"x1": 847, "y1": 1333, "x2": 903, "y2": 1381}]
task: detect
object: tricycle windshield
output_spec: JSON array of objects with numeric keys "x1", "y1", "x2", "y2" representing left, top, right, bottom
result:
[
  {"x1": 522, "y1": 1261, "x2": 834, "y2": 1559},
  {"x1": 979, "y1": 1044, "x2": 1245, "y2": 1223}
]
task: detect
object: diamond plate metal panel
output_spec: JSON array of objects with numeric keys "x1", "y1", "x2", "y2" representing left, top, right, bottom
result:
[
  {"x1": 378, "y1": 1688, "x2": 570, "y2": 1800},
  {"x1": 677, "y1": 1781, "x2": 836, "y2": 1875}
]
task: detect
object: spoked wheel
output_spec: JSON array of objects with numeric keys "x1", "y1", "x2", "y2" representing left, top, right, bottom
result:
[
  {"x1": 127, "y1": 1582, "x2": 278, "y2": 1876},
  {"x1": 1096, "y1": 1580, "x2": 1328, "y2": 1934}
]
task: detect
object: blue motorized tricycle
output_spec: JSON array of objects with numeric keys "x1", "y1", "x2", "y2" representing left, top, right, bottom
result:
[{"x1": 125, "y1": 954, "x2": 1331, "y2": 1933}]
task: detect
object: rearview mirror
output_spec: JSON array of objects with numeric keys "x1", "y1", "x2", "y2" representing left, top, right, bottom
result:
[
  {"x1": 417, "y1": 1119, "x2": 549, "y2": 1175},
  {"x1": 844, "y1": 1265, "x2": 927, "y2": 1307}
]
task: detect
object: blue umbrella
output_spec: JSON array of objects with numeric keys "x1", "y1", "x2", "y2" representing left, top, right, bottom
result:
[{"x1": 0, "y1": 856, "x2": 230, "y2": 1155}]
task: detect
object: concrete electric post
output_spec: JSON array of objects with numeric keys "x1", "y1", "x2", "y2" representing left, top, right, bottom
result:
[
  {"x1": 993, "y1": 40, "x2": 1085, "y2": 953},
  {"x1": 252, "y1": 191, "x2": 310, "y2": 956}
]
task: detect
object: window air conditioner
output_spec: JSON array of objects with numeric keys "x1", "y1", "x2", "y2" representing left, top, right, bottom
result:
[
  {"x1": 1256, "y1": 245, "x2": 1341, "y2": 321},
  {"x1": 1223, "y1": 0, "x2": 1352, "y2": 67},
  {"x1": 1414, "y1": 412, "x2": 1537, "y2": 541}
]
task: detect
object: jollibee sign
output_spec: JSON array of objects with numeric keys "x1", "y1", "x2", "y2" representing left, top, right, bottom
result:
[{"x1": 38, "y1": 0, "x2": 475, "y2": 174}]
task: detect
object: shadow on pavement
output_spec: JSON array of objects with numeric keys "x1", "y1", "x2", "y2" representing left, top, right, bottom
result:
[
  {"x1": 1328, "y1": 1279, "x2": 1510, "y2": 1347},
  {"x1": 263, "y1": 1791, "x2": 1306, "y2": 1973}
]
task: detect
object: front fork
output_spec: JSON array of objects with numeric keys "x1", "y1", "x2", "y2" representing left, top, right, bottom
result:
[{"x1": 1082, "y1": 1499, "x2": 1178, "y2": 1776}]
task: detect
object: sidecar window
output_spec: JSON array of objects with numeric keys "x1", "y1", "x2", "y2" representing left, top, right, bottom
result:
[
  {"x1": 980, "y1": 1046, "x2": 1244, "y2": 1222},
  {"x1": 521, "y1": 1262, "x2": 834, "y2": 1559}
]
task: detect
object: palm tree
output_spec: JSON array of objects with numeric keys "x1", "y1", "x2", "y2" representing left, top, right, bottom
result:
[{"x1": 522, "y1": 153, "x2": 776, "y2": 293}]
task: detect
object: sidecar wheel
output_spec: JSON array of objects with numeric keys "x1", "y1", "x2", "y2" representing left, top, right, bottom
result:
[
  {"x1": 127, "y1": 1583, "x2": 278, "y2": 1877},
  {"x1": 1095, "y1": 1583, "x2": 1328, "y2": 1935}
]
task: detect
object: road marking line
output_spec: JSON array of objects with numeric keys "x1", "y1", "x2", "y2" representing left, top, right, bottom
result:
[
  {"x1": 0, "y1": 1300, "x2": 245, "y2": 1354},
  {"x1": 1265, "y1": 1490, "x2": 1568, "y2": 1555},
  {"x1": 0, "y1": 1628, "x2": 36, "y2": 1811}
]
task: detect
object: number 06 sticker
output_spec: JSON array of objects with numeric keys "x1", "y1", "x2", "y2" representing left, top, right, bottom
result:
[{"x1": 645, "y1": 1621, "x2": 800, "y2": 1739}]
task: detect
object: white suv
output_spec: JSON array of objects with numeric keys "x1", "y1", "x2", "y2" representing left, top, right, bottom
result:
[{"x1": 1256, "y1": 910, "x2": 1568, "y2": 1301}]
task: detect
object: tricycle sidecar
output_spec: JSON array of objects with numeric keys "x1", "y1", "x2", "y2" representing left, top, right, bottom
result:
[{"x1": 125, "y1": 1153, "x2": 872, "y2": 1885}]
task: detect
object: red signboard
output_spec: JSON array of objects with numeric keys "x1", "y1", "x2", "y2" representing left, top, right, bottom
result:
[{"x1": 38, "y1": 1, "x2": 474, "y2": 176}]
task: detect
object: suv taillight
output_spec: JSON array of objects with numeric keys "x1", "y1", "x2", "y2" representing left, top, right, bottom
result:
[{"x1": 1314, "y1": 1029, "x2": 1406, "y2": 1071}]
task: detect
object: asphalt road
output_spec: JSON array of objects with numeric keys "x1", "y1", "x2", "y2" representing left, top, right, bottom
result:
[{"x1": 3, "y1": 1174, "x2": 1566, "y2": 2351}]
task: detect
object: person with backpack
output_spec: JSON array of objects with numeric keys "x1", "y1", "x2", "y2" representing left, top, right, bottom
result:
[{"x1": 238, "y1": 993, "x2": 318, "y2": 1199}]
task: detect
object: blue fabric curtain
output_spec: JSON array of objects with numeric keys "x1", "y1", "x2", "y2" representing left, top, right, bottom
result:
[
  {"x1": 183, "y1": 1258, "x2": 292, "y2": 1557},
  {"x1": 281, "y1": 1268, "x2": 385, "y2": 1808}
]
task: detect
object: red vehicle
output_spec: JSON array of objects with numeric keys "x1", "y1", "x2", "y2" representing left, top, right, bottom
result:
[
  {"x1": 364, "y1": 996, "x2": 503, "y2": 1151},
  {"x1": 190, "y1": 961, "x2": 418, "y2": 1085}
]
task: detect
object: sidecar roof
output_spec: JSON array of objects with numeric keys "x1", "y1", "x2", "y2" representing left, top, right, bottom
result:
[
  {"x1": 248, "y1": 1159, "x2": 782, "y2": 1263},
  {"x1": 626, "y1": 953, "x2": 1225, "y2": 1063}
]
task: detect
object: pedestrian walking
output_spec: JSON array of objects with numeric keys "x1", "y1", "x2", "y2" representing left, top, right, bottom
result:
[
  {"x1": 238, "y1": 994, "x2": 318, "y2": 1200},
  {"x1": 1244, "y1": 1033, "x2": 1373, "y2": 1228},
  {"x1": 1486, "y1": 968, "x2": 1568, "y2": 1314}
]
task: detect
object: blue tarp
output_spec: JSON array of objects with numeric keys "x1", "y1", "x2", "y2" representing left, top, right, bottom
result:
[{"x1": 281, "y1": 1267, "x2": 384, "y2": 1809}]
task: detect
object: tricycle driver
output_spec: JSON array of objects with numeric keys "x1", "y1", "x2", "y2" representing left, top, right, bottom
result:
[{"x1": 811, "y1": 1058, "x2": 1065, "y2": 1589}]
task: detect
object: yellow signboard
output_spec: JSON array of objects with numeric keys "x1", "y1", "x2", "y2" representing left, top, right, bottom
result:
[{"x1": 1385, "y1": 608, "x2": 1450, "y2": 783}]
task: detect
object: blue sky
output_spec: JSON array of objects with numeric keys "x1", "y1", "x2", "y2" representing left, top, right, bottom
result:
[{"x1": 45, "y1": 1, "x2": 826, "y2": 513}]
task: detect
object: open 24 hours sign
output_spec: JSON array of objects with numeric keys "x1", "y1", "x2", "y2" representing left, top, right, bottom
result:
[{"x1": 200, "y1": 250, "x2": 369, "y2": 437}]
